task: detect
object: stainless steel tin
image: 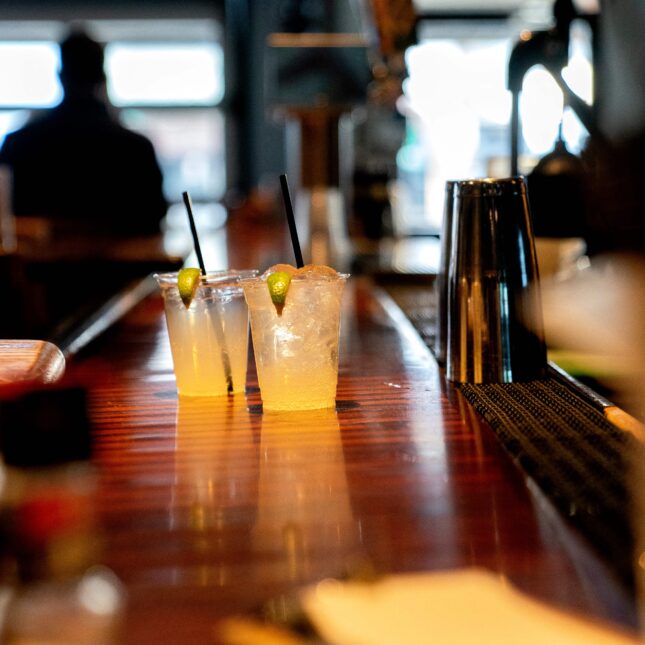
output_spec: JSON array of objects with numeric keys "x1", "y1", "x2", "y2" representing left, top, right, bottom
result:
[{"x1": 446, "y1": 177, "x2": 547, "y2": 383}]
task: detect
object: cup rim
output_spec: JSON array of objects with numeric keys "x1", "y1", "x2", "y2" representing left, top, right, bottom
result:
[
  {"x1": 239, "y1": 272, "x2": 350, "y2": 287},
  {"x1": 455, "y1": 176, "x2": 527, "y2": 197},
  {"x1": 154, "y1": 269, "x2": 259, "y2": 289}
]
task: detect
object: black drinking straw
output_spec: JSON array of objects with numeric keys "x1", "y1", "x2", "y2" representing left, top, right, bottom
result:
[
  {"x1": 182, "y1": 191, "x2": 207, "y2": 276},
  {"x1": 182, "y1": 190, "x2": 234, "y2": 394},
  {"x1": 279, "y1": 174, "x2": 304, "y2": 268}
]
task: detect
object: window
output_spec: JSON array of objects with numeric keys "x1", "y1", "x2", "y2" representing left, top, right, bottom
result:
[
  {"x1": 0, "y1": 41, "x2": 61, "y2": 108},
  {"x1": 106, "y1": 42, "x2": 223, "y2": 106},
  {"x1": 395, "y1": 18, "x2": 593, "y2": 234},
  {"x1": 0, "y1": 19, "x2": 226, "y2": 213}
]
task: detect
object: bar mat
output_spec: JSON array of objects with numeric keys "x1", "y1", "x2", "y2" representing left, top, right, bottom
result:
[
  {"x1": 458, "y1": 379, "x2": 636, "y2": 588},
  {"x1": 385, "y1": 284, "x2": 637, "y2": 588}
]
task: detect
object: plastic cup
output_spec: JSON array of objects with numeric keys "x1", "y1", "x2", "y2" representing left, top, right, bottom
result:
[
  {"x1": 242, "y1": 272, "x2": 348, "y2": 411},
  {"x1": 155, "y1": 270, "x2": 257, "y2": 397}
]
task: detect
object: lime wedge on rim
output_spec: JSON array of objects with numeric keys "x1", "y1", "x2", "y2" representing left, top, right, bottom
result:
[
  {"x1": 267, "y1": 271, "x2": 292, "y2": 315},
  {"x1": 178, "y1": 267, "x2": 202, "y2": 308}
]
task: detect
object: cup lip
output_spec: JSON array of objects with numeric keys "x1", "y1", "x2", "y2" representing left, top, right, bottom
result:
[
  {"x1": 455, "y1": 176, "x2": 527, "y2": 196},
  {"x1": 239, "y1": 271, "x2": 350, "y2": 287},
  {"x1": 154, "y1": 269, "x2": 259, "y2": 289}
]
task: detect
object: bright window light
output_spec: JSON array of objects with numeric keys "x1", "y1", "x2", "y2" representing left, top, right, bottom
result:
[
  {"x1": 562, "y1": 106, "x2": 587, "y2": 151},
  {"x1": 520, "y1": 66, "x2": 564, "y2": 156},
  {"x1": 0, "y1": 111, "x2": 29, "y2": 146},
  {"x1": 391, "y1": 18, "x2": 595, "y2": 234},
  {"x1": 401, "y1": 39, "x2": 498, "y2": 230},
  {"x1": 563, "y1": 51, "x2": 593, "y2": 105},
  {"x1": 0, "y1": 42, "x2": 61, "y2": 107},
  {"x1": 562, "y1": 22, "x2": 594, "y2": 105},
  {"x1": 106, "y1": 43, "x2": 223, "y2": 106},
  {"x1": 465, "y1": 41, "x2": 512, "y2": 125}
]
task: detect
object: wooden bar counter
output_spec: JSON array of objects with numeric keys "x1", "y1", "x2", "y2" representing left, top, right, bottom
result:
[{"x1": 57, "y1": 218, "x2": 638, "y2": 644}]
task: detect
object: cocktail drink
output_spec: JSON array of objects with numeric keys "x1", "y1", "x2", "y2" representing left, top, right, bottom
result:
[
  {"x1": 155, "y1": 270, "x2": 256, "y2": 397},
  {"x1": 242, "y1": 265, "x2": 348, "y2": 411}
]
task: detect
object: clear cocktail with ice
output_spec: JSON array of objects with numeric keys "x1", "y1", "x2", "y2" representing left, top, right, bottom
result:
[{"x1": 242, "y1": 265, "x2": 348, "y2": 411}]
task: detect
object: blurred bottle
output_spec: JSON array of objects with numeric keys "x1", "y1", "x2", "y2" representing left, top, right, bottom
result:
[
  {"x1": 392, "y1": 125, "x2": 427, "y2": 236},
  {"x1": 0, "y1": 386, "x2": 124, "y2": 644},
  {"x1": 0, "y1": 165, "x2": 16, "y2": 254}
]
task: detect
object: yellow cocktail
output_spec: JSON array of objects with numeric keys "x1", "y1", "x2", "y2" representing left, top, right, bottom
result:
[
  {"x1": 156, "y1": 270, "x2": 256, "y2": 397},
  {"x1": 242, "y1": 265, "x2": 348, "y2": 411}
]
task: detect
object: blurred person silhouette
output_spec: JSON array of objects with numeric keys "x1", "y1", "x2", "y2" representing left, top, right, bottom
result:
[{"x1": 0, "y1": 28, "x2": 167, "y2": 236}]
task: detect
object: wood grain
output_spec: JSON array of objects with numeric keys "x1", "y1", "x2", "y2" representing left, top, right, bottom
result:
[
  {"x1": 0, "y1": 339, "x2": 65, "y2": 385},
  {"x1": 63, "y1": 262, "x2": 637, "y2": 643}
]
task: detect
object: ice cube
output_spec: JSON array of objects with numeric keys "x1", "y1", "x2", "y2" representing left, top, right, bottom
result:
[
  {"x1": 261, "y1": 263, "x2": 299, "y2": 280},
  {"x1": 295, "y1": 264, "x2": 338, "y2": 280}
]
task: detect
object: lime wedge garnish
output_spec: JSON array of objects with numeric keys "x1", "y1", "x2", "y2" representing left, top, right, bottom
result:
[
  {"x1": 178, "y1": 267, "x2": 202, "y2": 308},
  {"x1": 267, "y1": 271, "x2": 292, "y2": 314}
]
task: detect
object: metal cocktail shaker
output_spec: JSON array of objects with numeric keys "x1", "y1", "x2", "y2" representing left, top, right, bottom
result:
[
  {"x1": 434, "y1": 180, "x2": 456, "y2": 366},
  {"x1": 445, "y1": 177, "x2": 546, "y2": 383}
]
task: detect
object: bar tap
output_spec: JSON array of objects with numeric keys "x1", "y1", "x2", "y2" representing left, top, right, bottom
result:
[
  {"x1": 508, "y1": 0, "x2": 600, "y2": 241},
  {"x1": 266, "y1": 28, "x2": 371, "y2": 269},
  {"x1": 507, "y1": 0, "x2": 602, "y2": 170},
  {"x1": 507, "y1": 0, "x2": 574, "y2": 176}
]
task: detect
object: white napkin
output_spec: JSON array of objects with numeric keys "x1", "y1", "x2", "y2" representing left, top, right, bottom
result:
[{"x1": 301, "y1": 569, "x2": 640, "y2": 645}]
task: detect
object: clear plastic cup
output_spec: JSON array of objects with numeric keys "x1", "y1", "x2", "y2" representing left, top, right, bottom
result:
[
  {"x1": 242, "y1": 271, "x2": 348, "y2": 411},
  {"x1": 155, "y1": 270, "x2": 257, "y2": 397}
]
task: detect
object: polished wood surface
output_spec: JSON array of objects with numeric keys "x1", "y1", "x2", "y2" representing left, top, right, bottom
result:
[
  {"x1": 60, "y1": 213, "x2": 637, "y2": 643},
  {"x1": 0, "y1": 340, "x2": 65, "y2": 385}
]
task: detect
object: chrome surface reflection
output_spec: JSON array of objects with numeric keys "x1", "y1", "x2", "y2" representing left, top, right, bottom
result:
[{"x1": 446, "y1": 177, "x2": 546, "y2": 383}]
